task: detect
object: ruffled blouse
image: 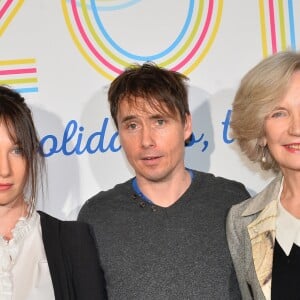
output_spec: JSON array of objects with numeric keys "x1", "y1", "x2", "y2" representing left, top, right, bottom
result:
[{"x1": 0, "y1": 211, "x2": 55, "y2": 299}]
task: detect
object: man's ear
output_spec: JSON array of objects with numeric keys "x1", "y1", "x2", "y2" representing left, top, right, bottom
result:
[{"x1": 184, "y1": 113, "x2": 192, "y2": 139}]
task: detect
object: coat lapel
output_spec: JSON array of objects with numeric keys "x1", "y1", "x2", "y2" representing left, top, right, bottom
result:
[
  {"x1": 247, "y1": 200, "x2": 277, "y2": 300},
  {"x1": 38, "y1": 211, "x2": 70, "y2": 300},
  {"x1": 241, "y1": 175, "x2": 282, "y2": 300}
]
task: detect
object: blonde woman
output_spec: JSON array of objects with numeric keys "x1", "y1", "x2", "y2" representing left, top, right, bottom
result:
[{"x1": 227, "y1": 51, "x2": 300, "y2": 300}]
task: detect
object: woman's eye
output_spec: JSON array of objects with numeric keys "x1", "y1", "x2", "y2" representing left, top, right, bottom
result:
[
  {"x1": 271, "y1": 111, "x2": 286, "y2": 118},
  {"x1": 11, "y1": 147, "x2": 23, "y2": 155}
]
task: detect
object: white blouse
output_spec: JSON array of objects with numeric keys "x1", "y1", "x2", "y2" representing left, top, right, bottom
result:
[
  {"x1": 275, "y1": 178, "x2": 300, "y2": 256},
  {"x1": 0, "y1": 211, "x2": 55, "y2": 300},
  {"x1": 277, "y1": 200, "x2": 300, "y2": 256}
]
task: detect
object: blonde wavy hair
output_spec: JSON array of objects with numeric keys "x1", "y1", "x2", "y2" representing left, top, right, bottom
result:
[{"x1": 231, "y1": 51, "x2": 300, "y2": 172}]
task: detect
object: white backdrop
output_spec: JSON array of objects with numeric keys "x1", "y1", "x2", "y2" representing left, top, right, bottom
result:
[{"x1": 1, "y1": 0, "x2": 298, "y2": 220}]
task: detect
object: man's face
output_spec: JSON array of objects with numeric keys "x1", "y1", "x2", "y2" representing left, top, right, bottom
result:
[{"x1": 117, "y1": 97, "x2": 192, "y2": 184}]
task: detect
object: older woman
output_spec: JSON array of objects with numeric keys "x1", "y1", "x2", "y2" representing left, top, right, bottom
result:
[
  {"x1": 0, "y1": 86, "x2": 106, "y2": 299},
  {"x1": 227, "y1": 51, "x2": 300, "y2": 300}
]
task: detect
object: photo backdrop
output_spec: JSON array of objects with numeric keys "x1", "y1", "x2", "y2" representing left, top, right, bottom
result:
[{"x1": 1, "y1": 0, "x2": 299, "y2": 219}]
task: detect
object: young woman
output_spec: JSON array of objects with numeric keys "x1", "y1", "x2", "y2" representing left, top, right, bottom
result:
[
  {"x1": 227, "y1": 51, "x2": 300, "y2": 300},
  {"x1": 0, "y1": 86, "x2": 106, "y2": 299}
]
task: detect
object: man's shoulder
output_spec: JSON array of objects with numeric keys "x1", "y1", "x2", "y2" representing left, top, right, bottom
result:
[
  {"x1": 191, "y1": 170, "x2": 250, "y2": 207},
  {"x1": 193, "y1": 170, "x2": 249, "y2": 193},
  {"x1": 78, "y1": 178, "x2": 133, "y2": 220}
]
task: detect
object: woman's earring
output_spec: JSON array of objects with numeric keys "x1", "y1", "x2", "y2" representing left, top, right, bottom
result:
[{"x1": 261, "y1": 147, "x2": 267, "y2": 163}]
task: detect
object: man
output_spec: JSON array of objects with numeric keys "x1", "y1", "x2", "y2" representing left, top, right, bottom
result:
[{"x1": 78, "y1": 63, "x2": 250, "y2": 299}]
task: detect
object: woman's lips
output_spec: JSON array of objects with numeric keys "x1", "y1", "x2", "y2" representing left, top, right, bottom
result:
[{"x1": 0, "y1": 183, "x2": 12, "y2": 191}]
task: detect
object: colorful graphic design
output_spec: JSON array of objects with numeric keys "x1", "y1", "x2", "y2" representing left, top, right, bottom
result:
[
  {"x1": 0, "y1": 59, "x2": 38, "y2": 93},
  {"x1": 0, "y1": 0, "x2": 24, "y2": 36},
  {"x1": 259, "y1": 0, "x2": 297, "y2": 56},
  {"x1": 62, "y1": 0, "x2": 223, "y2": 79}
]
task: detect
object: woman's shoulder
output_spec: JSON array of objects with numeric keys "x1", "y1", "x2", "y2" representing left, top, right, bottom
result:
[
  {"x1": 227, "y1": 175, "x2": 282, "y2": 233},
  {"x1": 228, "y1": 196, "x2": 253, "y2": 216},
  {"x1": 231, "y1": 174, "x2": 281, "y2": 217},
  {"x1": 38, "y1": 210, "x2": 92, "y2": 238}
]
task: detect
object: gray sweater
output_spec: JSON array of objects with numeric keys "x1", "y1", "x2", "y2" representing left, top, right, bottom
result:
[{"x1": 78, "y1": 170, "x2": 250, "y2": 300}]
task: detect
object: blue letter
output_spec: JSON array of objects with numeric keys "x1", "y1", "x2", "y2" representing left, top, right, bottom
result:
[
  {"x1": 40, "y1": 135, "x2": 59, "y2": 157},
  {"x1": 222, "y1": 109, "x2": 234, "y2": 144}
]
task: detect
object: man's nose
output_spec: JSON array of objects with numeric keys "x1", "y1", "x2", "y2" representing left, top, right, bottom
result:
[{"x1": 141, "y1": 126, "x2": 155, "y2": 148}]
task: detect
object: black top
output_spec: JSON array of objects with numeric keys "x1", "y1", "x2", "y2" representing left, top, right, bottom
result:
[
  {"x1": 38, "y1": 211, "x2": 107, "y2": 300},
  {"x1": 271, "y1": 239, "x2": 300, "y2": 300}
]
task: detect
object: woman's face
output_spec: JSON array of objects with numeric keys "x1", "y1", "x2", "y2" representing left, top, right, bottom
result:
[
  {"x1": 0, "y1": 122, "x2": 27, "y2": 207},
  {"x1": 264, "y1": 70, "x2": 300, "y2": 174}
]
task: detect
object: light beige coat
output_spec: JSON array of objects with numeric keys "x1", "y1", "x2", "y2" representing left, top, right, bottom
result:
[{"x1": 226, "y1": 175, "x2": 282, "y2": 300}]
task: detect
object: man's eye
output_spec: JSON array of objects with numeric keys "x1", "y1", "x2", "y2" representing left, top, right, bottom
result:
[
  {"x1": 128, "y1": 123, "x2": 137, "y2": 129},
  {"x1": 156, "y1": 119, "x2": 165, "y2": 125}
]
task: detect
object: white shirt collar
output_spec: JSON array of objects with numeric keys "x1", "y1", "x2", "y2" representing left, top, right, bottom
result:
[{"x1": 276, "y1": 179, "x2": 300, "y2": 255}]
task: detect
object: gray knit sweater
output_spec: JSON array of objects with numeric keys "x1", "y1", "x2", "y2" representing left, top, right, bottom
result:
[{"x1": 78, "y1": 170, "x2": 250, "y2": 300}]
